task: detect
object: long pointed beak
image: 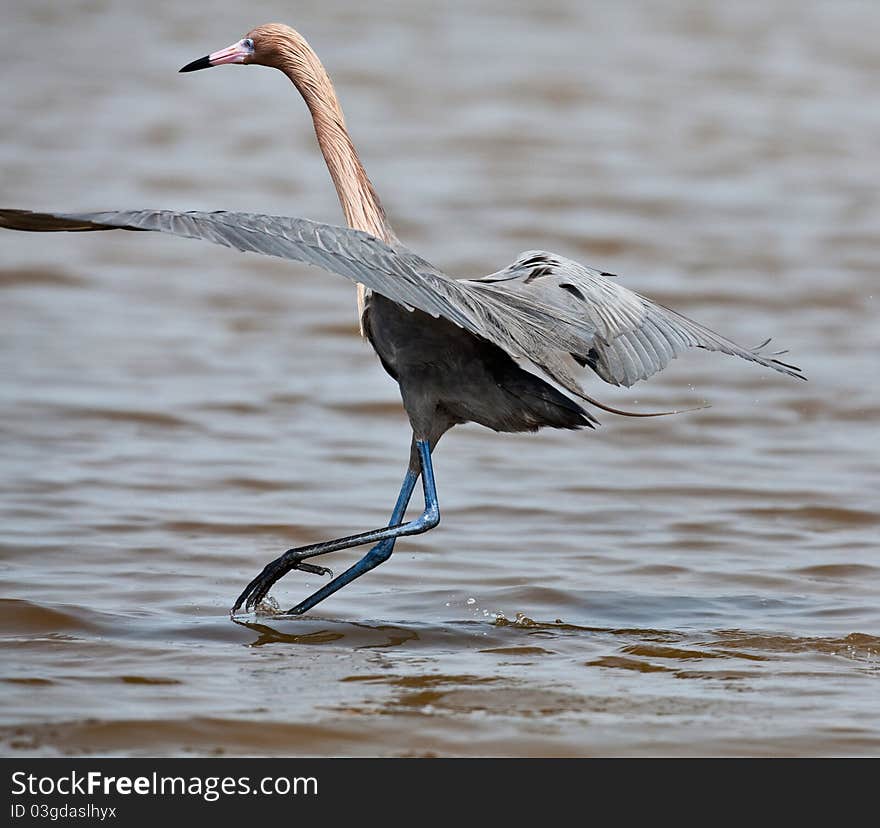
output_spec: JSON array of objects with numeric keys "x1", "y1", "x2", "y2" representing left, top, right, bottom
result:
[{"x1": 179, "y1": 39, "x2": 253, "y2": 73}]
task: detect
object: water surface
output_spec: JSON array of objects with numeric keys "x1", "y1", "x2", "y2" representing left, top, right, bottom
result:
[{"x1": 1, "y1": 0, "x2": 878, "y2": 756}]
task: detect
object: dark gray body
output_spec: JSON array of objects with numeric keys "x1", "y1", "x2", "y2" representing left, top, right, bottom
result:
[{"x1": 364, "y1": 293, "x2": 592, "y2": 456}]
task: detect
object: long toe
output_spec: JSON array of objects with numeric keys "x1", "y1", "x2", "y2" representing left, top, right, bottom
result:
[
  {"x1": 231, "y1": 559, "x2": 284, "y2": 615},
  {"x1": 230, "y1": 553, "x2": 333, "y2": 615},
  {"x1": 244, "y1": 570, "x2": 279, "y2": 612}
]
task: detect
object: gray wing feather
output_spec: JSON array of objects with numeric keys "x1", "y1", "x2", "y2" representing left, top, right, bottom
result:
[
  {"x1": 0, "y1": 209, "x2": 803, "y2": 395},
  {"x1": 464, "y1": 250, "x2": 804, "y2": 387}
]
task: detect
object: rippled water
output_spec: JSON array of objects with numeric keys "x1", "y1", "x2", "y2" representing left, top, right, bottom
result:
[{"x1": 2, "y1": 0, "x2": 878, "y2": 756}]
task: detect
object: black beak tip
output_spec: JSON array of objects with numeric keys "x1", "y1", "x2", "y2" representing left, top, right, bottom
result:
[{"x1": 179, "y1": 55, "x2": 212, "y2": 73}]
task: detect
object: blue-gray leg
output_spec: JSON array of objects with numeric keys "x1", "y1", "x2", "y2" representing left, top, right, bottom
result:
[{"x1": 231, "y1": 440, "x2": 439, "y2": 616}]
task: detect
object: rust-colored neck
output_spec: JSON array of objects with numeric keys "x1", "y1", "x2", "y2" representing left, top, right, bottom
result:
[
  {"x1": 274, "y1": 36, "x2": 393, "y2": 242},
  {"x1": 267, "y1": 32, "x2": 393, "y2": 327}
]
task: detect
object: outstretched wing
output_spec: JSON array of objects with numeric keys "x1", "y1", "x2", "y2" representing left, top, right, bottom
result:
[
  {"x1": 0, "y1": 208, "x2": 484, "y2": 329},
  {"x1": 0, "y1": 208, "x2": 598, "y2": 394},
  {"x1": 463, "y1": 250, "x2": 804, "y2": 388},
  {"x1": 0, "y1": 209, "x2": 803, "y2": 402}
]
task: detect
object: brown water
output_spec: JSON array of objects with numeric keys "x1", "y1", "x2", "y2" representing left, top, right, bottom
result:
[{"x1": 1, "y1": 0, "x2": 878, "y2": 757}]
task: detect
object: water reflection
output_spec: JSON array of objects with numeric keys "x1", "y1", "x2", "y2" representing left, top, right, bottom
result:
[{"x1": 234, "y1": 617, "x2": 420, "y2": 649}]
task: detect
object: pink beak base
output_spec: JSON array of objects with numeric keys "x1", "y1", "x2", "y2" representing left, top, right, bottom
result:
[{"x1": 179, "y1": 40, "x2": 252, "y2": 73}]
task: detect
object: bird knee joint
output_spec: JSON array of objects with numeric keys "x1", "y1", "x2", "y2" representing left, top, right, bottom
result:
[{"x1": 414, "y1": 506, "x2": 440, "y2": 532}]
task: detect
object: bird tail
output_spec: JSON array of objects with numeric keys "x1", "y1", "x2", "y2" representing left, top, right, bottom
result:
[{"x1": 499, "y1": 372, "x2": 599, "y2": 431}]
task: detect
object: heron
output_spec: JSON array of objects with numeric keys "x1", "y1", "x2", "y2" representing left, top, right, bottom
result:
[{"x1": 0, "y1": 23, "x2": 803, "y2": 618}]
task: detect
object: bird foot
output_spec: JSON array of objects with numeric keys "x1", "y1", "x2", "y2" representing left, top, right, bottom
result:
[{"x1": 230, "y1": 551, "x2": 332, "y2": 616}]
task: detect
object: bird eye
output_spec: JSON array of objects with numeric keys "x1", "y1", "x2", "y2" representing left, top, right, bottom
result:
[{"x1": 243, "y1": 38, "x2": 254, "y2": 50}]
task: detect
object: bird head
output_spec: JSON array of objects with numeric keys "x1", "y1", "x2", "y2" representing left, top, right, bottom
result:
[{"x1": 179, "y1": 24, "x2": 308, "y2": 73}]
